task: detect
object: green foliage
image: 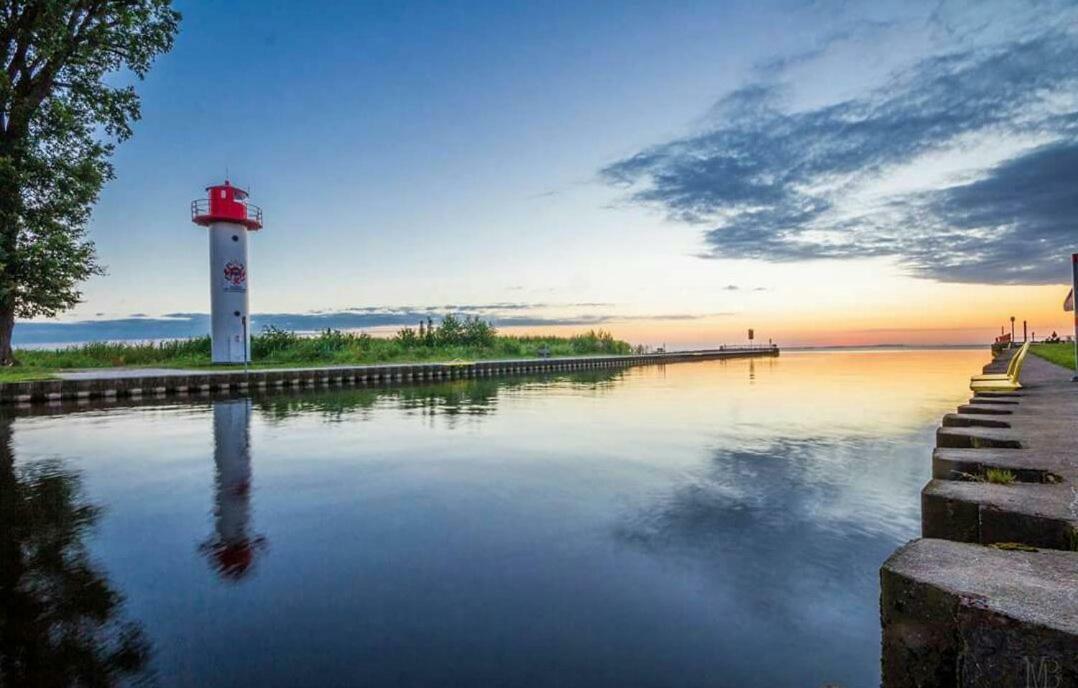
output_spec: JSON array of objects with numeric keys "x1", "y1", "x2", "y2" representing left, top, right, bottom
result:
[
  {"x1": 1031, "y1": 342, "x2": 1075, "y2": 370},
  {"x1": 984, "y1": 467, "x2": 1016, "y2": 485},
  {"x1": 11, "y1": 322, "x2": 633, "y2": 373},
  {"x1": 396, "y1": 326, "x2": 420, "y2": 347},
  {"x1": 313, "y1": 328, "x2": 350, "y2": 355},
  {"x1": 0, "y1": 366, "x2": 56, "y2": 381},
  {"x1": 0, "y1": 1, "x2": 181, "y2": 360},
  {"x1": 464, "y1": 316, "x2": 497, "y2": 347},
  {"x1": 394, "y1": 315, "x2": 497, "y2": 348},
  {"x1": 569, "y1": 329, "x2": 629, "y2": 355},
  {"x1": 18, "y1": 336, "x2": 210, "y2": 368},
  {"x1": 436, "y1": 313, "x2": 464, "y2": 345},
  {"x1": 250, "y1": 325, "x2": 299, "y2": 359}
]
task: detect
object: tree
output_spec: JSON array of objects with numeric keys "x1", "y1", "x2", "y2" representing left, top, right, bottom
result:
[
  {"x1": 435, "y1": 313, "x2": 464, "y2": 346},
  {"x1": 0, "y1": 1, "x2": 180, "y2": 364}
]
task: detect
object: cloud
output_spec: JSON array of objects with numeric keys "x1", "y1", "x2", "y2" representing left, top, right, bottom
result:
[
  {"x1": 899, "y1": 140, "x2": 1078, "y2": 283},
  {"x1": 527, "y1": 189, "x2": 559, "y2": 199},
  {"x1": 750, "y1": 19, "x2": 897, "y2": 76},
  {"x1": 602, "y1": 24, "x2": 1078, "y2": 285}
]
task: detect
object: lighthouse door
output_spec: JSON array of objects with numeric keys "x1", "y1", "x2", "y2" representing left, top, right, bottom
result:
[{"x1": 230, "y1": 333, "x2": 244, "y2": 363}]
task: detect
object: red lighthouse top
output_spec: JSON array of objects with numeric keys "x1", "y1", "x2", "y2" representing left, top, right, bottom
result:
[{"x1": 191, "y1": 180, "x2": 263, "y2": 230}]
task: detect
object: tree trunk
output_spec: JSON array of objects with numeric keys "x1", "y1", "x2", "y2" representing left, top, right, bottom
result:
[
  {"x1": 0, "y1": 136, "x2": 17, "y2": 366},
  {"x1": 0, "y1": 135, "x2": 19, "y2": 367},
  {"x1": 0, "y1": 299, "x2": 14, "y2": 366}
]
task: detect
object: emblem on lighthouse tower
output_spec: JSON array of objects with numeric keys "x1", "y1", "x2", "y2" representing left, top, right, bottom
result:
[{"x1": 223, "y1": 260, "x2": 247, "y2": 292}]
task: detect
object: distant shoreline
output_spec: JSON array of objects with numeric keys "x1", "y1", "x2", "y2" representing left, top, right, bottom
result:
[
  {"x1": 784, "y1": 344, "x2": 988, "y2": 352},
  {"x1": 14, "y1": 339, "x2": 992, "y2": 353}
]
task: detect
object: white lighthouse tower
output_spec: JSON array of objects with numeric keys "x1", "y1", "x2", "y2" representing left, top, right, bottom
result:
[{"x1": 191, "y1": 181, "x2": 263, "y2": 363}]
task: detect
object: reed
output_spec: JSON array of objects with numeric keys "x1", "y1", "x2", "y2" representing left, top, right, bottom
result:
[{"x1": 7, "y1": 318, "x2": 632, "y2": 378}]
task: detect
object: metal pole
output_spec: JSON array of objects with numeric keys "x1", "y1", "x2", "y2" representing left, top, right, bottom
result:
[
  {"x1": 242, "y1": 315, "x2": 249, "y2": 374},
  {"x1": 1072, "y1": 253, "x2": 1078, "y2": 381}
]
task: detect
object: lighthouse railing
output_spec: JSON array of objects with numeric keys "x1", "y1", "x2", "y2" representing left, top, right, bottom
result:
[{"x1": 191, "y1": 199, "x2": 263, "y2": 226}]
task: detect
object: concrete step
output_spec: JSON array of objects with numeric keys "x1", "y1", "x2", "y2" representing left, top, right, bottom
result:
[
  {"x1": 883, "y1": 353, "x2": 1078, "y2": 686},
  {"x1": 932, "y1": 448, "x2": 1062, "y2": 484},
  {"x1": 969, "y1": 396, "x2": 1021, "y2": 405},
  {"x1": 941, "y1": 413, "x2": 1011, "y2": 429},
  {"x1": 955, "y1": 403, "x2": 1013, "y2": 415},
  {"x1": 881, "y1": 538, "x2": 1078, "y2": 688},
  {"x1": 936, "y1": 426, "x2": 1021, "y2": 449},
  {"x1": 921, "y1": 479, "x2": 1077, "y2": 549}
]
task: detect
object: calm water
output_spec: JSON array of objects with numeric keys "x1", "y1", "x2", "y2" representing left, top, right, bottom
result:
[{"x1": 1, "y1": 350, "x2": 986, "y2": 687}]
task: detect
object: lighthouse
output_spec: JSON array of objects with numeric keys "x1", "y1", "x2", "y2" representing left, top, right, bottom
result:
[{"x1": 191, "y1": 181, "x2": 263, "y2": 363}]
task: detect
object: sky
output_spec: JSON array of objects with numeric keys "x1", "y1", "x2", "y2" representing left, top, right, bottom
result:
[{"x1": 28, "y1": 0, "x2": 1078, "y2": 348}]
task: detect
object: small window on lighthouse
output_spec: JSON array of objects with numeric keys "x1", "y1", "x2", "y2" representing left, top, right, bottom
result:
[{"x1": 220, "y1": 190, "x2": 226, "y2": 198}]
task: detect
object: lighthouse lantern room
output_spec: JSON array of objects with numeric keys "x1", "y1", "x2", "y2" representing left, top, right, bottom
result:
[{"x1": 191, "y1": 181, "x2": 263, "y2": 364}]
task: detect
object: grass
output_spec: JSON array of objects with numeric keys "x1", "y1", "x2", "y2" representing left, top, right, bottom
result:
[
  {"x1": 984, "y1": 467, "x2": 1017, "y2": 485},
  {"x1": 1030, "y1": 342, "x2": 1075, "y2": 370},
  {"x1": 0, "y1": 367, "x2": 62, "y2": 383},
  {"x1": 1, "y1": 319, "x2": 634, "y2": 382}
]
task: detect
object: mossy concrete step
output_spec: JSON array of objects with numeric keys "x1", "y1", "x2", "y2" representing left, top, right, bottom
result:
[
  {"x1": 922, "y1": 479, "x2": 1077, "y2": 549},
  {"x1": 932, "y1": 448, "x2": 1062, "y2": 483},
  {"x1": 881, "y1": 538, "x2": 1078, "y2": 688}
]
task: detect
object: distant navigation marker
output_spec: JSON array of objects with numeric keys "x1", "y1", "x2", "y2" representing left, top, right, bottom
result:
[{"x1": 192, "y1": 181, "x2": 263, "y2": 364}]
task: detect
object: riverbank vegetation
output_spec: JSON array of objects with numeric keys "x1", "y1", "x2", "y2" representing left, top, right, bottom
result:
[
  {"x1": 1031, "y1": 342, "x2": 1075, "y2": 370},
  {"x1": 2, "y1": 316, "x2": 632, "y2": 381}
]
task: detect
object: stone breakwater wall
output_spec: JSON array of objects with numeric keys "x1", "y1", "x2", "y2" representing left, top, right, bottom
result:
[
  {"x1": 880, "y1": 349, "x2": 1078, "y2": 687},
  {"x1": 0, "y1": 347, "x2": 778, "y2": 405}
]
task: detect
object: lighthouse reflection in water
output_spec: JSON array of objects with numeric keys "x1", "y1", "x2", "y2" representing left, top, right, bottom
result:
[{"x1": 201, "y1": 398, "x2": 265, "y2": 581}]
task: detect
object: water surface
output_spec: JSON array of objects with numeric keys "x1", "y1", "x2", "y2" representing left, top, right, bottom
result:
[{"x1": 0, "y1": 350, "x2": 986, "y2": 687}]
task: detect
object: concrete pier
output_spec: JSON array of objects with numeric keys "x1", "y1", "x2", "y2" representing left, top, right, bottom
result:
[
  {"x1": 0, "y1": 346, "x2": 779, "y2": 406},
  {"x1": 880, "y1": 349, "x2": 1078, "y2": 687}
]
